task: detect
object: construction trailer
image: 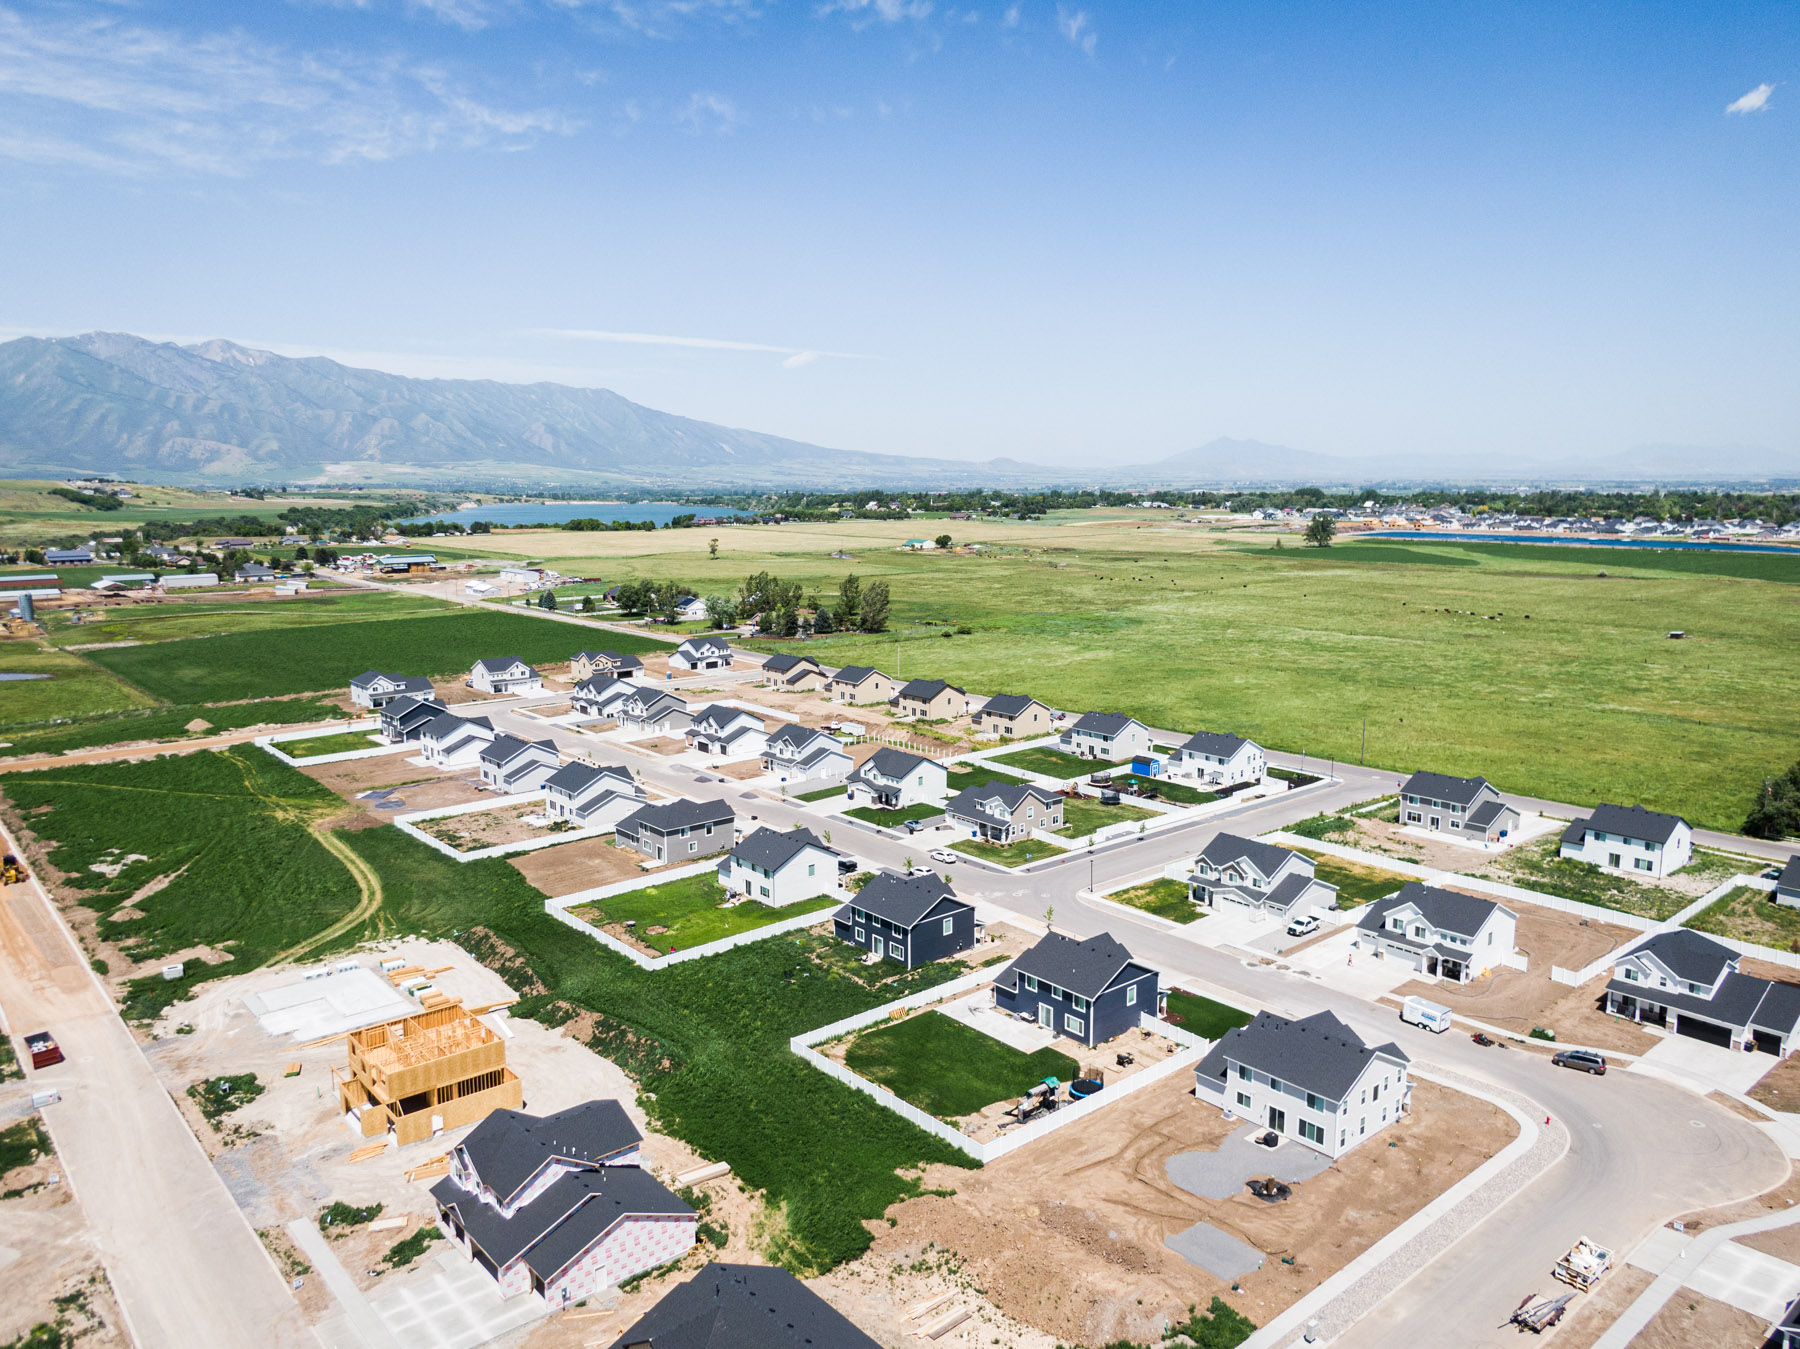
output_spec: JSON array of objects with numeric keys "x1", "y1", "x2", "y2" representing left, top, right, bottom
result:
[{"x1": 333, "y1": 1004, "x2": 522, "y2": 1146}]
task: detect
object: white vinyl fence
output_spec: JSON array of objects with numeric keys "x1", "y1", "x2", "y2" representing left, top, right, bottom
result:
[{"x1": 258, "y1": 720, "x2": 410, "y2": 767}]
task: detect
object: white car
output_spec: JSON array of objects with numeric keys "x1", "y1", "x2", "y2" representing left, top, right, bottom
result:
[
  {"x1": 928, "y1": 849, "x2": 959, "y2": 865},
  {"x1": 1285, "y1": 914, "x2": 1320, "y2": 937}
]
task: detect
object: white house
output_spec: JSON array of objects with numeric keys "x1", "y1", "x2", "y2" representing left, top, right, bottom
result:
[
  {"x1": 761, "y1": 724, "x2": 853, "y2": 784},
  {"x1": 349, "y1": 670, "x2": 434, "y2": 709},
  {"x1": 719, "y1": 827, "x2": 841, "y2": 906},
  {"x1": 1354, "y1": 884, "x2": 1518, "y2": 984},
  {"x1": 1189, "y1": 834, "x2": 1338, "y2": 923},
  {"x1": 1398, "y1": 771, "x2": 1520, "y2": 843},
  {"x1": 419, "y1": 712, "x2": 497, "y2": 768},
  {"x1": 470, "y1": 657, "x2": 542, "y2": 696},
  {"x1": 685, "y1": 705, "x2": 769, "y2": 758},
  {"x1": 669, "y1": 637, "x2": 732, "y2": 671},
  {"x1": 614, "y1": 688, "x2": 692, "y2": 736},
  {"x1": 1605, "y1": 929, "x2": 1800, "y2": 1055},
  {"x1": 477, "y1": 736, "x2": 561, "y2": 792},
  {"x1": 1173, "y1": 731, "x2": 1265, "y2": 787},
  {"x1": 541, "y1": 762, "x2": 643, "y2": 829},
  {"x1": 1195, "y1": 1010, "x2": 1412, "y2": 1158},
  {"x1": 1558, "y1": 803, "x2": 1692, "y2": 878},
  {"x1": 569, "y1": 677, "x2": 635, "y2": 721},
  {"x1": 1060, "y1": 712, "x2": 1154, "y2": 763},
  {"x1": 844, "y1": 748, "x2": 948, "y2": 810}
]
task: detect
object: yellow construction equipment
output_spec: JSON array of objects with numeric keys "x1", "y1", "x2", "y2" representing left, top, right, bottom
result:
[{"x1": 1, "y1": 854, "x2": 27, "y2": 885}]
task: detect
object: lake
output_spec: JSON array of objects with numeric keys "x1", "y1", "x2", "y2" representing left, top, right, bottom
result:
[{"x1": 402, "y1": 502, "x2": 753, "y2": 529}]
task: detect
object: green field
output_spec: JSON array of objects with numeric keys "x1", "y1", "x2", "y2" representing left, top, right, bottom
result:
[
  {"x1": 990, "y1": 746, "x2": 1094, "y2": 779},
  {"x1": 793, "y1": 785, "x2": 847, "y2": 803},
  {"x1": 1477, "y1": 838, "x2": 1744, "y2": 921},
  {"x1": 570, "y1": 872, "x2": 837, "y2": 953},
  {"x1": 1103, "y1": 877, "x2": 1200, "y2": 923},
  {"x1": 1163, "y1": 989, "x2": 1255, "y2": 1040},
  {"x1": 0, "y1": 696, "x2": 345, "y2": 759},
  {"x1": 843, "y1": 802, "x2": 944, "y2": 828},
  {"x1": 1053, "y1": 796, "x2": 1157, "y2": 838},
  {"x1": 842, "y1": 1011, "x2": 1080, "y2": 1118},
  {"x1": 282, "y1": 730, "x2": 385, "y2": 758},
  {"x1": 0, "y1": 641, "x2": 161, "y2": 724},
  {"x1": 1290, "y1": 849, "x2": 1413, "y2": 906},
  {"x1": 951, "y1": 836, "x2": 1065, "y2": 866},
  {"x1": 41, "y1": 589, "x2": 444, "y2": 646}
]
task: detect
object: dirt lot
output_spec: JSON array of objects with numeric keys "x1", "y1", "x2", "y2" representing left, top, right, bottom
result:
[
  {"x1": 510, "y1": 835, "x2": 668, "y2": 896},
  {"x1": 428, "y1": 677, "x2": 515, "y2": 707},
  {"x1": 865, "y1": 1073, "x2": 1515, "y2": 1346},
  {"x1": 1673, "y1": 1163, "x2": 1800, "y2": 1246},
  {"x1": 1750, "y1": 1054, "x2": 1800, "y2": 1114},
  {"x1": 1628, "y1": 1291, "x2": 1765, "y2": 1349},
  {"x1": 416, "y1": 801, "x2": 568, "y2": 851},
  {"x1": 0, "y1": 1133, "x2": 129, "y2": 1348},
  {"x1": 300, "y1": 758, "x2": 490, "y2": 828},
  {"x1": 629, "y1": 737, "x2": 688, "y2": 756},
  {"x1": 1545, "y1": 1264, "x2": 1655, "y2": 1349}
]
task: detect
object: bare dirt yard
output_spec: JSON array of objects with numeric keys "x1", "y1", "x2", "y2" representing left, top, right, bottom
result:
[
  {"x1": 1629, "y1": 1291, "x2": 1765, "y2": 1349},
  {"x1": 509, "y1": 835, "x2": 665, "y2": 896},
  {"x1": 300, "y1": 758, "x2": 490, "y2": 828},
  {"x1": 863, "y1": 1073, "x2": 1515, "y2": 1346},
  {"x1": 415, "y1": 801, "x2": 568, "y2": 852},
  {"x1": 0, "y1": 1127, "x2": 130, "y2": 1349},
  {"x1": 1545, "y1": 1264, "x2": 1655, "y2": 1349},
  {"x1": 629, "y1": 737, "x2": 688, "y2": 756}
]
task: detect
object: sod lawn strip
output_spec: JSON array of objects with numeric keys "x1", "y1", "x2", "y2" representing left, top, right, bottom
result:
[
  {"x1": 944, "y1": 763, "x2": 1031, "y2": 792},
  {"x1": 1685, "y1": 885, "x2": 1800, "y2": 947},
  {"x1": 1163, "y1": 989, "x2": 1254, "y2": 1040},
  {"x1": 1053, "y1": 796, "x2": 1158, "y2": 838},
  {"x1": 570, "y1": 873, "x2": 837, "y2": 953},
  {"x1": 843, "y1": 803, "x2": 945, "y2": 828},
  {"x1": 842, "y1": 1011, "x2": 1080, "y2": 1119},
  {"x1": 988, "y1": 746, "x2": 1095, "y2": 779},
  {"x1": 1289, "y1": 849, "x2": 1412, "y2": 907},
  {"x1": 1103, "y1": 877, "x2": 1200, "y2": 923},
  {"x1": 1114, "y1": 773, "x2": 1216, "y2": 805},
  {"x1": 282, "y1": 730, "x2": 386, "y2": 759},
  {"x1": 951, "y1": 837, "x2": 1066, "y2": 867},
  {"x1": 793, "y1": 785, "x2": 847, "y2": 803}
]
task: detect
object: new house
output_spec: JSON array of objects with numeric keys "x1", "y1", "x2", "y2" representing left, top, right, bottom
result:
[
  {"x1": 993, "y1": 931, "x2": 1160, "y2": 1048},
  {"x1": 845, "y1": 748, "x2": 948, "y2": 810},
  {"x1": 614, "y1": 688, "x2": 692, "y2": 737},
  {"x1": 944, "y1": 781, "x2": 1063, "y2": 843},
  {"x1": 1778, "y1": 856, "x2": 1800, "y2": 910},
  {"x1": 721, "y1": 827, "x2": 840, "y2": 907},
  {"x1": 542, "y1": 763, "x2": 644, "y2": 830},
  {"x1": 602, "y1": 1264, "x2": 881, "y2": 1349},
  {"x1": 834, "y1": 872, "x2": 975, "y2": 968},
  {"x1": 824, "y1": 665, "x2": 896, "y2": 705},
  {"x1": 761, "y1": 724, "x2": 853, "y2": 784},
  {"x1": 1606, "y1": 929, "x2": 1800, "y2": 1054},
  {"x1": 1194, "y1": 1010, "x2": 1412, "y2": 1158},
  {"x1": 892, "y1": 678, "x2": 968, "y2": 720},
  {"x1": 615, "y1": 798, "x2": 736, "y2": 862},
  {"x1": 1189, "y1": 834, "x2": 1340, "y2": 923},
  {"x1": 759, "y1": 653, "x2": 827, "y2": 691},
  {"x1": 1174, "y1": 732, "x2": 1265, "y2": 788},
  {"x1": 1354, "y1": 884, "x2": 1517, "y2": 983},
  {"x1": 471, "y1": 658, "x2": 543, "y2": 696},
  {"x1": 1558, "y1": 803, "x2": 1693, "y2": 878},
  {"x1": 571, "y1": 650, "x2": 643, "y2": 682},
  {"x1": 685, "y1": 705, "x2": 769, "y2": 758},
  {"x1": 669, "y1": 637, "x2": 733, "y2": 671},
  {"x1": 570, "y1": 677, "x2": 635, "y2": 721},
  {"x1": 479, "y1": 736, "x2": 561, "y2": 792},
  {"x1": 432, "y1": 1101, "x2": 694, "y2": 1309},
  {"x1": 1397, "y1": 771, "x2": 1520, "y2": 842},
  {"x1": 380, "y1": 694, "x2": 450, "y2": 743},
  {"x1": 1060, "y1": 712, "x2": 1154, "y2": 762},
  {"x1": 971, "y1": 693, "x2": 1053, "y2": 738},
  {"x1": 349, "y1": 670, "x2": 433, "y2": 709},
  {"x1": 419, "y1": 712, "x2": 497, "y2": 768}
]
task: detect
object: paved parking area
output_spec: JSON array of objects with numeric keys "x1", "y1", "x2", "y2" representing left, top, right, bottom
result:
[
  {"x1": 370, "y1": 1251, "x2": 548, "y2": 1349},
  {"x1": 1633, "y1": 1034, "x2": 1773, "y2": 1095}
]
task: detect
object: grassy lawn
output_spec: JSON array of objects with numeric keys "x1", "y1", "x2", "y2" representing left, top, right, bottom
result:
[
  {"x1": 1104, "y1": 877, "x2": 1200, "y2": 923},
  {"x1": 282, "y1": 730, "x2": 385, "y2": 758},
  {"x1": 944, "y1": 763, "x2": 1031, "y2": 792},
  {"x1": 843, "y1": 803, "x2": 943, "y2": 828},
  {"x1": 793, "y1": 785, "x2": 847, "y2": 803},
  {"x1": 1686, "y1": 885, "x2": 1800, "y2": 949},
  {"x1": 1290, "y1": 849, "x2": 1412, "y2": 906},
  {"x1": 0, "y1": 695, "x2": 345, "y2": 758},
  {"x1": 1479, "y1": 838, "x2": 1696, "y2": 921},
  {"x1": 571, "y1": 873, "x2": 837, "y2": 953},
  {"x1": 1164, "y1": 989, "x2": 1255, "y2": 1039},
  {"x1": 990, "y1": 746, "x2": 1094, "y2": 779},
  {"x1": 842, "y1": 1011, "x2": 1079, "y2": 1118},
  {"x1": 1053, "y1": 796, "x2": 1157, "y2": 838},
  {"x1": 951, "y1": 837, "x2": 1065, "y2": 867},
  {"x1": 1114, "y1": 772, "x2": 1217, "y2": 805}
]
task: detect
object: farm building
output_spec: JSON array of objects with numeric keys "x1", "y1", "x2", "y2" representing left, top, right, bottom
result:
[
  {"x1": 845, "y1": 748, "x2": 947, "y2": 810},
  {"x1": 571, "y1": 650, "x2": 643, "y2": 682},
  {"x1": 1353, "y1": 884, "x2": 1517, "y2": 984},
  {"x1": 470, "y1": 658, "x2": 543, "y2": 696},
  {"x1": 44, "y1": 547, "x2": 93, "y2": 565},
  {"x1": 162, "y1": 573, "x2": 220, "y2": 590},
  {"x1": 375, "y1": 553, "x2": 435, "y2": 574},
  {"x1": 603, "y1": 1264, "x2": 880, "y2": 1349},
  {"x1": 234, "y1": 563, "x2": 277, "y2": 583},
  {"x1": 1558, "y1": 803, "x2": 1692, "y2": 877},
  {"x1": 335, "y1": 1004, "x2": 522, "y2": 1146},
  {"x1": 669, "y1": 636, "x2": 733, "y2": 671},
  {"x1": 993, "y1": 931, "x2": 1160, "y2": 1048},
  {"x1": 349, "y1": 670, "x2": 435, "y2": 709},
  {"x1": 616, "y1": 798, "x2": 736, "y2": 863},
  {"x1": 834, "y1": 872, "x2": 975, "y2": 968},
  {"x1": 721, "y1": 826, "x2": 841, "y2": 906}
]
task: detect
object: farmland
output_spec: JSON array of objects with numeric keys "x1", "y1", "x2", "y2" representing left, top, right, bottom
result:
[
  {"x1": 0, "y1": 696, "x2": 345, "y2": 760},
  {"x1": 842, "y1": 1011, "x2": 1080, "y2": 1118},
  {"x1": 425, "y1": 514, "x2": 1800, "y2": 829}
]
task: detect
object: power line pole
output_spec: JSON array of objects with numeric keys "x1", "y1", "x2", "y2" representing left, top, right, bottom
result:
[{"x1": 1361, "y1": 716, "x2": 1367, "y2": 766}]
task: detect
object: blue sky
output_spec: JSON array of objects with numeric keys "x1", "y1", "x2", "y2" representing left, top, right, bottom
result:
[{"x1": 0, "y1": 0, "x2": 1793, "y2": 468}]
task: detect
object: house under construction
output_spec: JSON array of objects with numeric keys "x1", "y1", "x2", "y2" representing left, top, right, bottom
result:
[{"x1": 335, "y1": 1004, "x2": 522, "y2": 1146}]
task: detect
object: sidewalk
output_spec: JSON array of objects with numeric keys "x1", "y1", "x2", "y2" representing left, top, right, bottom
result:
[{"x1": 1595, "y1": 1205, "x2": 1800, "y2": 1349}]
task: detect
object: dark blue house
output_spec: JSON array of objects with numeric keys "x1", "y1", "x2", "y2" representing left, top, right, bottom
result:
[
  {"x1": 993, "y1": 931, "x2": 1161, "y2": 1048},
  {"x1": 834, "y1": 872, "x2": 976, "y2": 970}
]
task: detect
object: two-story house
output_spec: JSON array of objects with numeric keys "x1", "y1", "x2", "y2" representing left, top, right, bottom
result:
[
  {"x1": 684, "y1": 705, "x2": 769, "y2": 758},
  {"x1": 1174, "y1": 732, "x2": 1265, "y2": 788},
  {"x1": 470, "y1": 658, "x2": 543, "y2": 696},
  {"x1": 971, "y1": 694, "x2": 1053, "y2": 739},
  {"x1": 759, "y1": 653, "x2": 827, "y2": 691},
  {"x1": 1060, "y1": 712, "x2": 1153, "y2": 763},
  {"x1": 602, "y1": 1265, "x2": 881, "y2": 1349},
  {"x1": 419, "y1": 712, "x2": 497, "y2": 768},
  {"x1": 892, "y1": 678, "x2": 968, "y2": 720},
  {"x1": 1354, "y1": 884, "x2": 1517, "y2": 983},
  {"x1": 824, "y1": 666, "x2": 896, "y2": 705},
  {"x1": 569, "y1": 677, "x2": 635, "y2": 722},
  {"x1": 380, "y1": 693, "x2": 450, "y2": 743},
  {"x1": 845, "y1": 748, "x2": 948, "y2": 810},
  {"x1": 349, "y1": 670, "x2": 434, "y2": 709},
  {"x1": 478, "y1": 736, "x2": 562, "y2": 792},
  {"x1": 1397, "y1": 771, "x2": 1520, "y2": 843},
  {"x1": 993, "y1": 932, "x2": 1161, "y2": 1048},
  {"x1": 944, "y1": 781, "x2": 1064, "y2": 844},
  {"x1": 721, "y1": 827, "x2": 840, "y2": 907},
  {"x1": 669, "y1": 637, "x2": 732, "y2": 671},
  {"x1": 761, "y1": 724, "x2": 853, "y2": 784},
  {"x1": 1778, "y1": 855, "x2": 1800, "y2": 911},
  {"x1": 614, "y1": 688, "x2": 692, "y2": 737},
  {"x1": 1558, "y1": 803, "x2": 1693, "y2": 878},
  {"x1": 1194, "y1": 1010, "x2": 1411, "y2": 1158},
  {"x1": 432, "y1": 1100, "x2": 694, "y2": 1309},
  {"x1": 541, "y1": 762, "x2": 643, "y2": 830},
  {"x1": 571, "y1": 650, "x2": 642, "y2": 682},
  {"x1": 615, "y1": 798, "x2": 736, "y2": 862},
  {"x1": 1189, "y1": 834, "x2": 1339, "y2": 924},
  {"x1": 834, "y1": 872, "x2": 976, "y2": 968},
  {"x1": 1605, "y1": 929, "x2": 1800, "y2": 1054}
]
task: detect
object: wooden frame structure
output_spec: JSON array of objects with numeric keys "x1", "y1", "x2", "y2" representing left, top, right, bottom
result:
[{"x1": 334, "y1": 1005, "x2": 522, "y2": 1146}]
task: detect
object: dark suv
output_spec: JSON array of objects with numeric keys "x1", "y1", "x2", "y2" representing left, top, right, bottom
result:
[{"x1": 1552, "y1": 1049, "x2": 1607, "y2": 1076}]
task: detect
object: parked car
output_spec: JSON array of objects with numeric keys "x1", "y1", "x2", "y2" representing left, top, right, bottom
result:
[
  {"x1": 1285, "y1": 914, "x2": 1320, "y2": 937},
  {"x1": 837, "y1": 857, "x2": 858, "y2": 875},
  {"x1": 1552, "y1": 1049, "x2": 1607, "y2": 1076},
  {"x1": 903, "y1": 819, "x2": 932, "y2": 834},
  {"x1": 928, "y1": 849, "x2": 959, "y2": 865}
]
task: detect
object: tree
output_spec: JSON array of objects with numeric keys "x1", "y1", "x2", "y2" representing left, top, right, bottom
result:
[
  {"x1": 857, "y1": 580, "x2": 890, "y2": 633},
  {"x1": 616, "y1": 579, "x2": 652, "y2": 613},
  {"x1": 538, "y1": 589, "x2": 558, "y2": 611},
  {"x1": 704, "y1": 594, "x2": 738, "y2": 629},
  {"x1": 835, "y1": 573, "x2": 862, "y2": 629},
  {"x1": 1304, "y1": 514, "x2": 1337, "y2": 547},
  {"x1": 812, "y1": 606, "x2": 836, "y2": 635},
  {"x1": 934, "y1": 533, "x2": 952, "y2": 550},
  {"x1": 579, "y1": 595, "x2": 596, "y2": 613},
  {"x1": 1745, "y1": 762, "x2": 1800, "y2": 839},
  {"x1": 708, "y1": 537, "x2": 719, "y2": 559}
]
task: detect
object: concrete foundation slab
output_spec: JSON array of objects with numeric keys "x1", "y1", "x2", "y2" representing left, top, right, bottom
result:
[
  {"x1": 1165, "y1": 1221, "x2": 1266, "y2": 1280},
  {"x1": 1166, "y1": 1121, "x2": 1333, "y2": 1200}
]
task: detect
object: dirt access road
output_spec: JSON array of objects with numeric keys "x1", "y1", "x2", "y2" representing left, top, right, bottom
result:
[{"x1": 0, "y1": 816, "x2": 314, "y2": 1349}]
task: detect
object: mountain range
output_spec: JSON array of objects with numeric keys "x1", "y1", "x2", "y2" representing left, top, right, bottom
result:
[{"x1": 0, "y1": 333, "x2": 1790, "y2": 489}]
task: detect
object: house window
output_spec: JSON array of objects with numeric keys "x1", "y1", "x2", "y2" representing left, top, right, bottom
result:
[
  {"x1": 1024, "y1": 974, "x2": 1039, "y2": 992},
  {"x1": 1299, "y1": 1121, "x2": 1325, "y2": 1145},
  {"x1": 1238, "y1": 1065, "x2": 1252, "y2": 1082},
  {"x1": 689, "y1": 842, "x2": 697, "y2": 853},
  {"x1": 888, "y1": 940, "x2": 904, "y2": 959},
  {"x1": 855, "y1": 928, "x2": 865, "y2": 942},
  {"x1": 1065, "y1": 1014, "x2": 1084, "y2": 1036},
  {"x1": 1071, "y1": 995, "x2": 1089, "y2": 1012},
  {"x1": 1237, "y1": 1092, "x2": 1252, "y2": 1110},
  {"x1": 1624, "y1": 967, "x2": 1640, "y2": 982},
  {"x1": 1634, "y1": 858, "x2": 1653, "y2": 872},
  {"x1": 942, "y1": 917, "x2": 954, "y2": 936},
  {"x1": 1270, "y1": 1078, "x2": 1283, "y2": 1094},
  {"x1": 1306, "y1": 1092, "x2": 1326, "y2": 1112},
  {"x1": 808, "y1": 864, "x2": 815, "y2": 877},
  {"x1": 1371, "y1": 1082, "x2": 1382, "y2": 1100},
  {"x1": 1126, "y1": 985, "x2": 1137, "y2": 1007}
]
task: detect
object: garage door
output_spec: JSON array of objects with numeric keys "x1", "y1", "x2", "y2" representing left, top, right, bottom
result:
[
  {"x1": 1385, "y1": 943, "x2": 1425, "y2": 972},
  {"x1": 1675, "y1": 1014, "x2": 1733, "y2": 1047},
  {"x1": 1754, "y1": 1030, "x2": 1783, "y2": 1055}
]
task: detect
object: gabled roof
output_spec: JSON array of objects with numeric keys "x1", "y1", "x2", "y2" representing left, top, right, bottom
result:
[
  {"x1": 618, "y1": 797, "x2": 735, "y2": 835},
  {"x1": 1357, "y1": 883, "x2": 1508, "y2": 940},
  {"x1": 458, "y1": 1101, "x2": 644, "y2": 1205},
  {"x1": 1069, "y1": 711, "x2": 1142, "y2": 736},
  {"x1": 845, "y1": 872, "x2": 967, "y2": 928},
  {"x1": 544, "y1": 761, "x2": 634, "y2": 796},
  {"x1": 1196, "y1": 1010, "x2": 1407, "y2": 1102},
  {"x1": 1179, "y1": 730, "x2": 1255, "y2": 758},
  {"x1": 480, "y1": 734, "x2": 555, "y2": 766},
  {"x1": 945, "y1": 781, "x2": 1059, "y2": 817},
  {"x1": 350, "y1": 670, "x2": 429, "y2": 692},
  {"x1": 473, "y1": 656, "x2": 533, "y2": 675},
  {"x1": 828, "y1": 665, "x2": 884, "y2": 685},
  {"x1": 1620, "y1": 929, "x2": 1738, "y2": 986},
  {"x1": 576, "y1": 649, "x2": 642, "y2": 668},
  {"x1": 1782, "y1": 856, "x2": 1800, "y2": 893},
  {"x1": 1399, "y1": 771, "x2": 1494, "y2": 806},
  {"x1": 603, "y1": 1263, "x2": 881, "y2": 1349},
  {"x1": 853, "y1": 747, "x2": 937, "y2": 782},
  {"x1": 435, "y1": 1165, "x2": 689, "y2": 1276},
  {"x1": 979, "y1": 693, "x2": 1043, "y2": 718},
  {"x1": 997, "y1": 931, "x2": 1149, "y2": 1001},
  {"x1": 382, "y1": 694, "x2": 448, "y2": 724},
  {"x1": 421, "y1": 711, "x2": 492, "y2": 742},
  {"x1": 690, "y1": 704, "x2": 761, "y2": 733},
  {"x1": 1465, "y1": 799, "x2": 1515, "y2": 829},
  {"x1": 731, "y1": 826, "x2": 831, "y2": 873},
  {"x1": 676, "y1": 636, "x2": 731, "y2": 656},
  {"x1": 1608, "y1": 969, "x2": 1800, "y2": 1038},
  {"x1": 764, "y1": 722, "x2": 835, "y2": 753},
  {"x1": 1194, "y1": 833, "x2": 1301, "y2": 882},
  {"x1": 761, "y1": 653, "x2": 819, "y2": 675},
  {"x1": 895, "y1": 678, "x2": 961, "y2": 701},
  {"x1": 1579, "y1": 802, "x2": 1688, "y2": 844}
]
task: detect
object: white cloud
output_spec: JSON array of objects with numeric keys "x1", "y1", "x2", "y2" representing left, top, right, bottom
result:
[
  {"x1": 1056, "y1": 5, "x2": 1094, "y2": 54},
  {"x1": 1003, "y1": 3, "x2": 1021, "y2": 26},
  {"x1": 526, "y1": 327, "x2": 876, "y2": 366},
  {"x1": 676, "y1": 90, "x2": 741, "y2": 133},
  {"x1": 816, "y1": 0, "x2": 934, "y2": 24},
  {"x1": 1726, "y1": 83, "x2": 1774, "y2": 115},
  {"x1": 0, "y1": 5, "x2": 575, "y2": 175}
]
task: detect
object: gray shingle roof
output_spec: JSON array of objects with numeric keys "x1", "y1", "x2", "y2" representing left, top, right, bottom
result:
[
  {"x1": 1195, "y1": 1010, "x2": 1408, "y2": 1102},
  {"x1": 1180, "y1": 730, "x2": 1253, "y2": 757},
  {"x1": 1607, "y1": 970, "x2": 1800, "y2": 1038},
  {"x1": 761, "y1": 653, "x2": 818, "y2": 674},
  {"x1": 1356, "y1": 883, "x2": 1508, "y2": 940},
  {"x1": 1465, "y1": 799, "x2": 1515, "y2": 829},
  {"x1": 1580, "y1": 802, "x2": 1688, "y2": 845},
  {"x1": 480, "y1": 734, "x2": 553, "y2": 766},
  {"x1": 896, "y1": 678, "x2": 960, "y2": 701},
  {"x1": 829, "y1": 665, "x2": 883, "y2": 685},
  {"x1": 978, "y1": 693, "x2": 1041, "y2": 718},
  {"x1": 457, "y1": 1101, "x2": 644, "y2": 1205},
  {"x1": 843, "y1": 872, "x2": 966, "y2": 929},
  {"x1": 603, "y1": 1263, "x2": 881, "y2": 1349},
  {"x1": 944, "y1": 781, "x2": 1059, "y2": 818},
  {"x1": 764, "y1": 723, "x2": 832, "y2": 753},
  {"x1": 1399, "y1": 771, "x2": 1493, "y2": 807},
  {"x1": 1069, "y1": 711, "x2": 1139, "y2": 736},
  {"x1": 731, "y1": 826, "x2": 830, "y2": 873},
  {"x1": 1194, "y1": 833, "x2": 1302, "y2": 883},
  {"x1": 473, "y1": 657, "x2": 531, "y2": 675},
  {"x1": 997, "y1": 931, "x2": 1147, "y2": 1000},
  {"x1": 544, "y1": 762, "x2": 633, "y2": 796},
  {"x1": 576, "y1": 649, "x2": 642, "y2": 669},
  {"x1": 618, "y1": 797, "x2": 735, "y2": 835},
  {"x1": 1622, "y1": 929, "x2": 1737, "y2": 985},
  {"x1": 853, "y1": 747, "x2": 934, "y2": 782},
  {"x1": 1782, "y1": 856, "x2": 1800, "y2": 894},
  {"x1": 434, "y1": 1164, "x2": 688, "y2": 1276}
]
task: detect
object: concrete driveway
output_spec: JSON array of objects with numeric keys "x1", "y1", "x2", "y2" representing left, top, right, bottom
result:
[
  {"x1": 369, "y1": 1250, "x2": 549, "y2": 1349},
  {"x1": 1634, "y1": 1034, "x2": 1774, "y2": 1095}
]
